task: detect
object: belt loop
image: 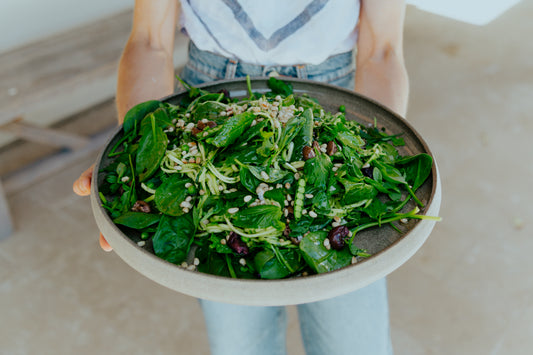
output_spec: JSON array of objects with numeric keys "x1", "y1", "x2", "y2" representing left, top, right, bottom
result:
[
  {"x1": 296, "y1": 64, "x2": 308, "y2": 79},
  {"x1": 225, "y1": 59, "x2": 238, "y2": 79}
]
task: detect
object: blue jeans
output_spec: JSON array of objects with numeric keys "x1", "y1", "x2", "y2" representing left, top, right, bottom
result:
[
  {"x1": 179, "y1": 42, "x2": 393, "y2": 355},
  {"x1": 180, "y1": 42, "x2": 356, "y2": 89}
]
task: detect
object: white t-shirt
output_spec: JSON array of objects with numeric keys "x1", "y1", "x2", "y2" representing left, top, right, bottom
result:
[{"x1": 180, "y1": 0, "x2": 361, "y2": 66}]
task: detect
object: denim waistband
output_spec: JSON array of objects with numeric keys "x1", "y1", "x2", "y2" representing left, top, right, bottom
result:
[{"x1": 181, "y1": 41, "x2": 356, "y2": 89}]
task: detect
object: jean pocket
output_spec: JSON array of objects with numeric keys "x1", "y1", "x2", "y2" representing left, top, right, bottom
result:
[
  {"x1": 305, "y1": 51, "x2": 356, "y2": 89},
  {"x1": 180, "y1": 62, "x2": 224, "y2": 86}
]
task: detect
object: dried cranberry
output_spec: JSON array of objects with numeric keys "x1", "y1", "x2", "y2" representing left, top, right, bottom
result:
[
  {"x1": 326, "y1": 141, "x2": 337, "y2": 156},
  {"x1": 283, "y1": 224, "x2": 291, "y2": 237},
  {"x1": 328, "y1": 225, "x2": 350, "y2": 250},
  {"x1": 196, "y1": 121, "x2": 206, "y2": 130},
  {"x1": 361, "y1": 166, "x2": 374, "y2": 178},
  {"x1": 131, "y1": 200, "x2": 151, "y2": 213},
  {"x1": 218, "y1": 89, "x2": 230, "y2": 99},
  {"x1": 227, "y1": 232, "x2": 249, "y2": 256},
  {"x1": 302, "y1": 146, "x2": 316, "y2": 160}
]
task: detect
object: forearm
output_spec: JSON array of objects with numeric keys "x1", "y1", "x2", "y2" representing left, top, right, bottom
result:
[
  {"x1": 355, "y1": 0, "x2": 409, "y2": 117},
  {"x1": 116, "y1": 39, "x2": 175, "y2": 122},
  {"x1": 115, "y1": 0, "x2": 179, "y2": 122},
  {"x1": 355, "y1": 51, "x2": 409, "y2": 117}
]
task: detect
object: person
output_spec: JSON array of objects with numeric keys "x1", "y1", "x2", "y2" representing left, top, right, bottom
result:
[{"x1": 73, "y1": 1, "x2": 409, "y2": 354}]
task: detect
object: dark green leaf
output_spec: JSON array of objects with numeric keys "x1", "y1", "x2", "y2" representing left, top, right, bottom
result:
[
  {"x1": 113, "y1": 211, "x2": 160, "y2": 229},
  {"x1": 395, "y1": 153, "x2": 433, "y2": 191},
  {"x1": 340, "y1": 180, "x2": 378, "y2": 205},
  {"x1": 123, "y1": 100, "x2": 161, "y2": 133},
  {"x1": 153, "y1": 214, "x2": 195, "y2": 265},
  {"x1": 373, "y1": 161, "x2": 407, "y2": 185},
  {"x1": 197, "y1": 249, "x2": 231, "y2": 277},
  {"x1": 254, "y1": 247, "x2": 301, "y2": 279},
  {"x1": 336, "y1": 129, "x2": 365, "y2": 150},
  {"x1": 154, "y1": 176, "x2": 192, "y2": 216},
  {"x1": 191, "y1": 100, "x2": 227, "y2": 122},
  {"x1": 239, "y1": 166, "x2": 261, "y2": 194},
  {"x1": 248, "y1": 165, "x2": 289, "y2": 183},
  {"x1": 299, "y1": 231, "x2": 352, "y2": 274},
  {"x1": 231, "y1": 205, "x2": 285, "y2": 230},
  {"x1": 362, "y1": 198, "x2": 389, "y2": 219},
  {"x1": 263, "y1": 188, "x2": 286, "y2": 208},
  {"x1": 267, "y1": 77, "x2": 293, "y2": 96},
  {"x1": 206, "y1": 112, "x2": 255, "y2": 147},
  {"x1": 311, "y1": 190, "x2": 331, "y2": 213},
  {"x1": 303, "y1": 153, "x2": 332, "y2": 189},
  {"x1": 277, "y1": 114, "x2": 305, "y2": 153},
  {"x1": 135, "y1": 120, "x2": 167, "y2": 181},
  {"x1": 139, "y1": 108, "x2": 173, "y2": 135}
]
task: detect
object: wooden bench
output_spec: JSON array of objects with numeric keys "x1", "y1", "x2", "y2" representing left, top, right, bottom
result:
[{"x1": 0, "y1": 10, "x2": 189, "y2": 238}]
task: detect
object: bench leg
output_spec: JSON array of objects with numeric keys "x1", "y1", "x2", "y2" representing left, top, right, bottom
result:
[{"x1": 0, "y1": 181, "x2": 13, "y2": 239}]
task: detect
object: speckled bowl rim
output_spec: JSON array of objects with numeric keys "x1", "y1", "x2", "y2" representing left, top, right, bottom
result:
[{"x1": 91, "y1": 78, "x2": 441, "y2": 306}]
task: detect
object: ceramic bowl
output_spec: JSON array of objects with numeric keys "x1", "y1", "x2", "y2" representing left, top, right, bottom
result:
[{"x1": 91, "y1": 78, "x2": 441, "y2": 306}]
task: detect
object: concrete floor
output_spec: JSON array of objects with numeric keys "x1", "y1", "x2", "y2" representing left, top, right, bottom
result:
[{"x1": 1, "y1": 2, "x2": 532, "y2": 354}]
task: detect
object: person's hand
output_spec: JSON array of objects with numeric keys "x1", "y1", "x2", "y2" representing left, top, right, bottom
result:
[{"x1": 73, "y1": 164, "x2": 113, "y2": 252}]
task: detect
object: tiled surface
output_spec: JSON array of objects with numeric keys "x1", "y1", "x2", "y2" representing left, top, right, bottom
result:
[{"x1": 1, "y1": 2, "x2": 532, "y2": 354}]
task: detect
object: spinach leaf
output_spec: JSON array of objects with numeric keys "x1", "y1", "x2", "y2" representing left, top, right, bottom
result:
[
  {"x1": 197, "y1": 249, "x2": 231, "y2": 277},
  {"x1": 267, "y1": 77, "x2": 293, "y2": 96},
  {"x1": 206, "y1": 112, "x2": 255, "y2": 147},
  {"x1": 289, "y1": 216, "x2": 331, "y2": 238},
  {"x1": 139, "y1": 108, "x2": 173, "y2": 135},
  {"x1": 291, "y1": 109, "x2": 315, "y2": 161},
  {"x1": 256, "y1": 129, "x2": 276, "y2": 158},
  {"x1": 191, "y1": 100, "x2": 227, "y2": 122},
  {"x1": 277, "y1": 114, "x2": 304, "y2": 154},
  {"x1": 264, "y1": 188, "x2": 286, "y2": 208},
  {"x1": 232, "y1": 205, "x2": 285, "y2": 231},
  {"x1": 360, "y1": 125, "x2": 405, "y2": 146},
  {"x1": 123, "y1": 100, "x2": 161, "y2": 133},
  {"x1": 299, "y1": 231, "x2": 353, "y2": 274},
  {"x1": 373, "y1": 160, "x2": 407, "y2": 185},
  {"x1": 232, "y1": 120, "x2": 268, "y2": 146},
  {"x1": 339, "y1": 179, "x2": 378, "y2": 205},
  {"x1": 395, "y1": 153, "x2": 433, "y2": 191},
  {"x1": 311, "y1": 190, "x2": 331, "y2": 213},
  {"x1": 303, "y1": 153, "x2": 332, "y2": 189},
  {"x1": 153, "y1": 214, "x2": 195, "y2": 265},
  {"x1": 295, "y1": 94, "x2": 323, "y2": 116},
  {"x1": 254, "y1": 247, "x2": 301, "y2": 279},
  {"x1": 362, "y1": 198, "x2": 389, "y2": 219},
  {"x1": 154, "y1": 175, "x2": 192, "y2": 216},
  {"x1": 248, "y1": 165, "x2": 289, "y2": 183},
  {"x1": 336, "y1": 128, "x2": 366, "y2": 150},
  {"x1": 135, "y1": 118, "x2": 167, "y2": 182},
  {"x1": 113, "y1": 211, "x2": 160, "y2": 229},
  {"x1": 239, "y1": 166, "x2": 261, "y2": 193},
  {"x1": 196, "y1": 248, "x2": 256, "y2": 279}
]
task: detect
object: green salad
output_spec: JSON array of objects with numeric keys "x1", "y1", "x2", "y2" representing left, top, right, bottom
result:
[{"x1": 99, "y1": 77, "x2": 439, "y2": 279}]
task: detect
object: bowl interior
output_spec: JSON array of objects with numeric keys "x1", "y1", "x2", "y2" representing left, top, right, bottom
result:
[{"x1": 92, "y1": 78, "x2": 440, "y2": 305}]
